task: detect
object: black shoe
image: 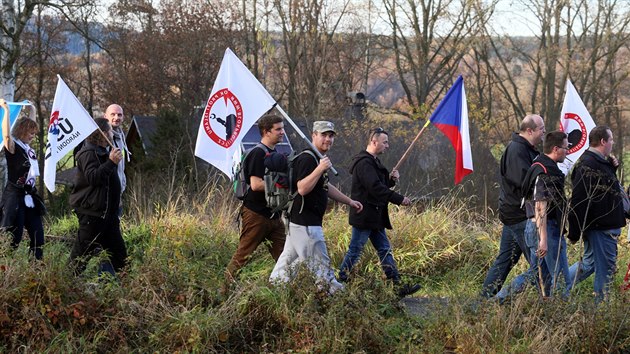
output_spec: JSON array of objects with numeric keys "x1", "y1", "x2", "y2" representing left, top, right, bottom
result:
[{"x1": 397, "y1": 283, "x2": 421, "y2": 297}]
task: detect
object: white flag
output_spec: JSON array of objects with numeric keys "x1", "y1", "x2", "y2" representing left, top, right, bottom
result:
[
  {"x1": 558, "y1": 79, "x2": 596, "y2": 175},
  {"x1": 194, "y1": 48, "x2": 276, "y2": 178},
  {"x1": 44, "y1": 75, "x2": 98, "y2": 192}
]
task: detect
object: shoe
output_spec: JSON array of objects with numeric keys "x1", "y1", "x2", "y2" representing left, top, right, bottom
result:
[{"x1": 397, "y1": 283, "x2": 421, "y2": 298}]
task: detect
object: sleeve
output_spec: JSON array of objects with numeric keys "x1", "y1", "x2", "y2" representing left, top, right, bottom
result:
[
  {"x1": 354, "y1": 158, "x2": 404, "y2": 205},
  {"x1": 503, "y1": 147, "x2": 532, "y2": 188},
  {"x1": 77, "y1": 151, "x2": 117, "y2": 187},
  {"x1": 532, "y1": 176, "x2": 551, "y2": 201},
  {"x1": 294, "y1": 153, "x2": 318, "y2": 182},
  {"x1": 244, "y1": 147, "x2": 266, "y2": 180}
]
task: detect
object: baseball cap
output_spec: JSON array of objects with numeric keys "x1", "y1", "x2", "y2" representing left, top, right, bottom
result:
[{"x1": 313, "y1": 121, "x2": 336, "y2": 134}]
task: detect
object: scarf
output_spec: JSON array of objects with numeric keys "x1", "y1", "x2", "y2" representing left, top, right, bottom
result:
[{"x1": 13, "y1": 137, "x2": 39, "y2": 208}]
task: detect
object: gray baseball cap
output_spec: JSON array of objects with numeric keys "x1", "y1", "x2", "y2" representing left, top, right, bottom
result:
[{"x1": 313, "y1": 120, "x2": 336, "y2": 134}]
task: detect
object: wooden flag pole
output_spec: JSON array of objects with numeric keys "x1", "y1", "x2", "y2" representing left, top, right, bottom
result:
[
  {"x1": 392, "y1": 119, "x2": 431, "y2": 172},
  {"x1": 98, "y1": 128, "x2": 115, "y2": 149}
]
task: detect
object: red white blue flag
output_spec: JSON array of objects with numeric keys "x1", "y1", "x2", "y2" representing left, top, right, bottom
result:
[{"x1": 428, "y1": 75, "x2": 473, "y2": 184}]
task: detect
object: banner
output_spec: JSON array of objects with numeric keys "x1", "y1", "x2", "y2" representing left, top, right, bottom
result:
[
  {"x1": 0, "y1": 100, "x2": 35, "y2": 147},
  {"x1": 44, "y1": 75, "x2": 98, "y2": 192},
  {"x1": 194, "y1": 48, "x2": 277, "y2": 178},
  {"x1": 558, "y1": 79, "x2": 596, "y2": 174},
  {"x1": 428, "y1": 75, "x2": 473, "y2": 184}
]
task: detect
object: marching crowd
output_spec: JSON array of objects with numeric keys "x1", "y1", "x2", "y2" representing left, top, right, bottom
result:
[{"x1": 1, "y1": 99, "x2": 628, "y2": 302}]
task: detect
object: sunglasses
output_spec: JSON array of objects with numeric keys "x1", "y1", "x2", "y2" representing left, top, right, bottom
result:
[{"x1": 370, "y1": 127, "x2": 388, "y2": 140}]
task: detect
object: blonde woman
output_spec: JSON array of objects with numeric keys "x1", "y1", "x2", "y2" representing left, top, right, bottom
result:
[{"x1": 0, "y1": 99, "x2": 45, "y2": 259}]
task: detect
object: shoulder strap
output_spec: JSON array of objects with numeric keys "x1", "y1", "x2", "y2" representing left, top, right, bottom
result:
[{"x1": 532, "y1": 161, "x2": 547, "y2": 174}]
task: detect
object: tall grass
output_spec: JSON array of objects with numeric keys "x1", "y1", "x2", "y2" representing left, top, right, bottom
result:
[{"x1": 1, "y1": 179, "x2": 629, "y2": 352}]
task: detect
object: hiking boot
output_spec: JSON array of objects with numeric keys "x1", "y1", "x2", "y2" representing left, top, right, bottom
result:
[{"x1": 397, "y1": 283, "x2": 421, "y2": 298}]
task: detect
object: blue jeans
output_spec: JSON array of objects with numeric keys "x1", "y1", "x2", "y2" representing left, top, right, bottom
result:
[
  {"x1": 338, "y1": 227, "x2": 400, "y2": 282},
  {"x1": 496, "y1": 220, "x2": 549, "y2": 301},
  {"x1": 543, "y1": 219, "x2": 572, "y2": 297},
  {"x1": 569, "y1": 229, "x2": 620, "y2": 302},
  {"x1": 481, "y1": 219, "x2": 530, "y2": 298}
]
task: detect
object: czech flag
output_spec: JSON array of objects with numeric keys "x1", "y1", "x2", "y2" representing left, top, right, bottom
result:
[{"x1": 428, "y1": 75, "x2": 473, "y2": 184}]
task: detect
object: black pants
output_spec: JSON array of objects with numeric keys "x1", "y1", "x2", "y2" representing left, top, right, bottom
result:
[{"x1": 69, "y1": 213, "x2": 127, "y2": 276}]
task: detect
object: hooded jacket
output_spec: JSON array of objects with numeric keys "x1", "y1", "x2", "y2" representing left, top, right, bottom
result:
[
  {"x1": 348, "y1": 150, "x2": 405, "y2": 230},
  {"x1": 70, "y1": 142, "x2": 121, "y2": 218},
  {"x1": 568, "y1": 149, "x2": 626, "y2": 242},
  {"x1": 498, "y1": 132, "x2": 540, "y2": 225}
]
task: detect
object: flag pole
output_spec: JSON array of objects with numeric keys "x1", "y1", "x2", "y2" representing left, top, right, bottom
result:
[
  {"x1": 393, "y1": 119, "x2": 431, "y2": 172},
  {"x1": 274, "y1": 104, "x2": 339, "y2": 176},
  {"x1": 98, "y1": 128, "x2": 115, "y2": 148}
]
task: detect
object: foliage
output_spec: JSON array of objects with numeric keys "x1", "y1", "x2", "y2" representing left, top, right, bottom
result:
[{"x1": 2, "y1": 183, "x2": 630, "y2": 351}]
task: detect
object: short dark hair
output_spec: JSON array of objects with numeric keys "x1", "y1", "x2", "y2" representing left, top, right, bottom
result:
[
  {"x1": 87, "y1": 118, "x2": 111, "y2": 145},
  {"x1": 543, "y1": 131, "x2": 567, "y2": 154},
  {"x1": 589, "y1": 125, "x2": 611, "y2": 147},
  {"x1": 368, "y1": 127, "x2": 388, "y2": 143},
  {"x1": 258, "y1": 114, "x2": 283, "y2": 135}
]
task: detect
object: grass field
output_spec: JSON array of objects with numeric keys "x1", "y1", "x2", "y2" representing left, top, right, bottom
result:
[{"x1": 1, "y1": 184, "x2": 629, "y2": 352}]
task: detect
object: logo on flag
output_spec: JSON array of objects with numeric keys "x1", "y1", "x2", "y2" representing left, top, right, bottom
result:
[
  {"x1": 44, "y1": 75, "x2": 98, "y2": 192},
  {"x1": 201, "y1": 88, "x2": 244, "y2": 147},
  {"x1": 428, "y1": 75, "x2": 473, "y2": 184},
  {"x1": 558, "y1": 79, "x2": 596, "y2": 174},
  {"x1": 195, "y1": 48, "x2": 277, "y2": 178}
]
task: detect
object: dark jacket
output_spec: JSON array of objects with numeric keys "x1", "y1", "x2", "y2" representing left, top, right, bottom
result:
[
  {"x1": 568, "y1": 149, "x2": 626, "y2": 242},
  {"x1": 348, "y1": 150, "x2": 405, "y2": 230},
  {"x1": 521, "y1": 154, "x2": 566, "y2": 222},
  {"x1": 70, "y1": 142, "x2": 121, "y2": 218},
  {"x1": 498, "y1": 133, "x2": 539, "y2": 225}
]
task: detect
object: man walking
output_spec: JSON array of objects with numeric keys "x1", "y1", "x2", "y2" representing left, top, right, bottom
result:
[
  {"x1": 269, "y1": 121, "x2": 362, "y2": 294},
  {"x1": 223, "y1": 114, "x2": 287, "y2": 295},
  {"x1": 480, "y1": 114, "x2": 545, "y2": 298},
  {"x1": 338, "y1": 127, "x2": 420, "y2": 297},
  {"x1": 496, "y1": 131, "x2": 571, "y2": 301},
  {"x1": 568, "y1": 126, "x2": 626, "y2": 302}
]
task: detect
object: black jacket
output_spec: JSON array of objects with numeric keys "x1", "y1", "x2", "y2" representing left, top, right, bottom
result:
[
  {"x1": 568, "y1": 149, "x2": 626, "y2": 242},
  {"x1": 70, "y1": 142, "x2": 121, "y2": 218},
  {"x1": 498, "y1": 133, "x2": 539, "y2": 225},
  {"x1": 348, "y1": 150, "x2": 405, "y2": 230}
]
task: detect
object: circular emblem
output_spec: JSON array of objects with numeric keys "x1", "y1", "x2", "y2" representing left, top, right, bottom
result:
[
  {"x1": 202, "y1": 89, "x2": 243, "y2": 148},
  {"x1": 560, "y1": 113, "x2": 587, "y2": 154}
]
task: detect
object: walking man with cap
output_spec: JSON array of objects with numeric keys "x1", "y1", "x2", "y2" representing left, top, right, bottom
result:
[{"x1": 270, "y1": 121, "x2": 362, "y2": 294}]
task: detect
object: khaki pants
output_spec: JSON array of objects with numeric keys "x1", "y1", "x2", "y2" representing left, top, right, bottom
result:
[{"x1": 224, "y1": 206, "x2": 285, "y2": 283}]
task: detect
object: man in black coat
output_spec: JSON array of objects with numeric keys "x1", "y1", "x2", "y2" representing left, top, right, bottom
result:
[
  {"x1": 338, "y1": 127, "x2": 419, "y2": 297},
  {"x1": 480, "y1": 114, "x2": 545, "y2": 298},
  {"x1": 567, "y1": 126, "x2": 626, "y2": 302}
]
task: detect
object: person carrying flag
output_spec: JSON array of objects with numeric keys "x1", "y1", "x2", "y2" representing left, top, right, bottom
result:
[
  {"x1": 104, "y1": 104, "x2": 130, "y2": 215},
  {"x1": 338, "y1": 127, "x2": 420, "y2": 297},
  {"x1": 0, "y1": 99, "x2": 46, "y2": 260},
  {"x1": 480, "y1": 114, "x2": 545, "y2": 298},
  {"x1": 269, "y1": 121, "x2": 362, "y2": 294}
]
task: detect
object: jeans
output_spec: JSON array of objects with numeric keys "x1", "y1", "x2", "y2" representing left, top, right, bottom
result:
[
  {"x1": 481, "y1": 219, "x2": 530, "y2": 298},
  {"x1": 569, "y1": 228, "x2": 620, "y2": 302},
  {"x1": 270, "y1": 223, "x2": 343, "y2": 294},
  {"x1": 496, "y1": 220, "x2": 549, "y2": 301},
  {"x1": 543, "y1": 219, "x2": 572, "y2": 297},
  {"x1": 7, "y1": 203, "x2": 45, "y2": 260},
  {"x1": 338, "y1": 227, "x2": 400, "y2": 282}
]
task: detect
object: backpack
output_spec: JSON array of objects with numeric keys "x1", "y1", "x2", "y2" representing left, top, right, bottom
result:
[
  {"x1": 263, "y1": 149, "x2": 318, "y2": 215},
  {"x1": 232, "y1": 143, "x2": 269, "y2": 200}
]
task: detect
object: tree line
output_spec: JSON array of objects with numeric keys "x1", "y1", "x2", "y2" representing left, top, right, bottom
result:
[{"x1": 1, "y1": 0, "x2": 629, "y2": 206}]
